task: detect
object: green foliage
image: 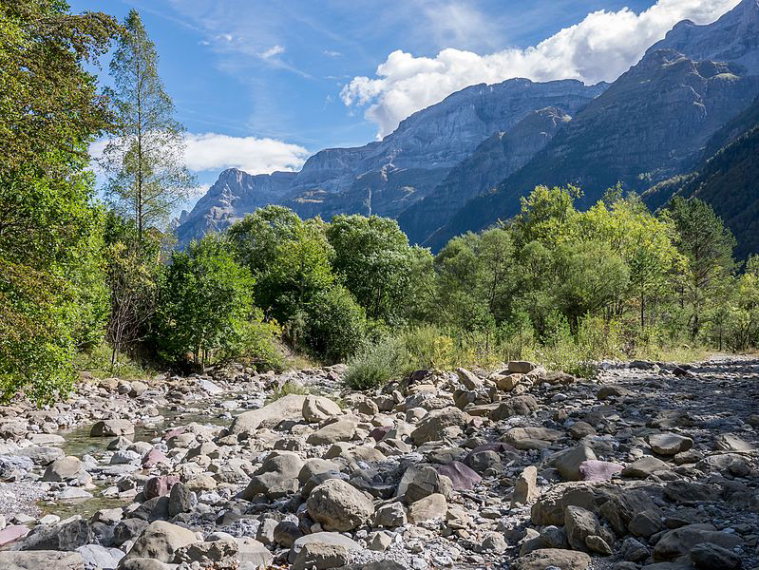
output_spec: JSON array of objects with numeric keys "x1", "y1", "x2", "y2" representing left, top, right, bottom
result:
[
  {"x1": 0, "y1": 1, "x2": 118, "y2": 403},
  {"x1": 295, "y1": 286, "x2": 368, "y2": 364},
  {"x1": 326, "y1": 215, "x2": 434, "y2": 324},
  {"x1": 269, "y1": 380, "x2": 313, "y2": 401},
  {"x1": 154, "y1": 235, "x2": 280, "y2": 367},
  {"x1": 344, "y1": 336, "x2": 408, "y2": 390}
]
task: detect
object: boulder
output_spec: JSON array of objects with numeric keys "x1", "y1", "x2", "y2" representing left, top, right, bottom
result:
[
  {"x1": 289, "y1": 532, "x2": 361, "y2": 564},
  {"x1": 512, "y1": 466, "x2": 539, "y2": 506},
  {"x1": 491, "y1": 395, "x2": 539, "y2": 420},
  {"x1": 408, "y1": 493, "x2": 448, "y2": 523},
  {"x1": 307, "y1": 479, "x2": 374, "y2": 531},
  {"x1": 41, "y1": 456, "x2": 86, "y2": 482},
  {"x1": 507, "y1": 361, "x2": 536, "y2": 374},
  {"x1": 648, "y1": 433, "x2": 693, "y2": 456},
  {"x1": 121, "y1": 521, "x2": 198, "y2": 564},
  {"x1": 90, "y1": 420, "x2": 135, "y2": 437},
  {"x1": 292, "y1": 543, "x2": 350, "y2": 570},
  {"x1": 242, "y1": 452, "x2": 304, "y2": 500},
  {"x1": 579, "y1": 460, "x2": 623, "y2": 482},
  {"x1": 20, "y1": 517, "x2": 93, "y2": 551},
  {"x1": 515, "y1": 548, "x2": 592, "y2": 570},
  {"x1": 553, "y1": 445, "x2": 597, "y2": 481},
  {"x1": 397, "y1": 464, "x2": 450, "y2": 503},
  {"x1": 436, "y1": 461, "x2": 481, "y2": 490},
  {"x1": 76, "y1": 545, "x2": 124, "y2": 570},
  {"x1": 303, "y1": 396, "x2": 343, "y2": 423},
  {"x1": 144, "y1": 475, "x2": 180, "y2": 500},
  {"x1": 456, "y1": 368, "x2": 483, "y2": 390},
  {"x1": 306, "y1": 417, "x2": 358, "y2": 446},
  {"x1": 653, "y1": 524, "x2": 743, "y2": 561},
  {"x1": 690, "y1": 543, "x2": 742, "y2": 570},
  {"x1": 622, "y1": 456, "x2": 670, "y2": 478},
  {"x1": 410, "y1": 407, "x2": 471, "y2": 445},
  {"x1": 229, "y1": 394, "x2": 307, "y2": 435}
]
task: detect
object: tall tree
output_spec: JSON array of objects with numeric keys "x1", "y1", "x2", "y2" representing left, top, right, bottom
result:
[
  {"x1": 101, "y1": 9, "x2": 192, "y2": 242},
  {"x1": 0, "y1": 1, "x2": 118, "y2": 401}
]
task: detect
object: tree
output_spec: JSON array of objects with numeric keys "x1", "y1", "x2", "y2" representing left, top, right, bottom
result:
[
  {"x1": 0, "y1": 1, "x2": 118, "y2": 402},
  {"x1": 665, "y1": 197, "x2": 736, "y2": 338},
  {"x1": 101, "y1": 10, "x2": 192, "y2": 242},
  {"x1": 154, "y1": 235, "x2": 278, "y2": 367},
  {"x1": 326, "y1": 215, "x2": 430, "y2": 324}
]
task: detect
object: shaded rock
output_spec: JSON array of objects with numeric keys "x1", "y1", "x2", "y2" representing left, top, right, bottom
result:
[
  {"x1": 622, "y1": 456, "x2": 670, "y2": 478},
  {"x1": 653, "y1": 524, "x2": 743, "y2": 561},
  {"x1": 690, "y1": 543, "x2": 742, "y2": 570},
  {"x1": 456, "y1": 368, "x2": 483, "y2": 390},
  {"x1": 242, "y1": 452, "x2": 304, "y2": 500},
  {"x1": 436, "y1": 461, "x2": 481, "y2": 490},
  {"x1": 553, "y1": 445, "x2": 597, "y2": 481},
  {"x1": 168, "y1": 483, "x2": 194, "y2": 517},
  {"x1": 508, "y1": 361, "x2": 537, "y2": 374},
  {"x1": 292, "y1": 542, "x2": 350, "y2": 570},
  {"x1": 21, "y1": 518, "x2": 93, "y2": 551},
  {"x1": 374, "y1": 502, "x2": 407, "y2": 528},
  {"x1": 491, "y1": 395, "x2": 539, "y2": 420},
  {"x1": 307, "y1": 417, "x2": 358, "y2": 445},
  {"x1": 398, "y1": 464, "x2": 450, "y2": 503},
  {"x1": 144, "y1": 475, "x2": 180, "y2": 500}
]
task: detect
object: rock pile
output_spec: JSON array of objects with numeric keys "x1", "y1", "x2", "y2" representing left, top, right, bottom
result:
[{"x1": 0, "y1": 357, "x2": 757, "y2": 569}]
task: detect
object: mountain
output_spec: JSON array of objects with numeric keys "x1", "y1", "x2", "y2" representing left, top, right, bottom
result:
[
  {"x1": 176, "y1": 79, "x2": 605, "y2": 245},
  {"x1": 397, "y1": 107, "x2": 572, "y2": 245},
  {"x1": 424, "y1": 0, "x2": 759, "y2": 251},
  {"x1": 644, "y1": 96, "x2": 759, "y2": 260}
]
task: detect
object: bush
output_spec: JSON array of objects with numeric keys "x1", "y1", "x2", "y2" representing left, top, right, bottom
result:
[
  {"x1": 344, "y1": 336, "x2": 408, "y2": 390},
  {"x1": 298, "y1": 286, "x2": 368, "y2": 364}
]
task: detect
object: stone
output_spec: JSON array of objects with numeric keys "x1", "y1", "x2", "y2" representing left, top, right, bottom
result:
[
  {"x1": 515, "y1": 548, "x2": 592, "y2": 570},
  {"x1": 118, "y1": 559, "x2": 169, "y2": 570},
  {"x1": 714, "y1": 433, "x2": 754, "y2": 453},
  {"x1": 122, "y1": 521, "x2": 198, "y2": 563},
  {"x1": 42, "y1": 456, "x2": 85, "y2": 482},
  {"x1": 553, "y1": 445, "x2": 597, "y2": 481},
  {"x1": 408, "y1": 493, "x2": 447, "y2": 523},
  {"x1": 596, "y1": 385, "x2": 630, "y2": 399},
  {"x1": 298, "y1": 458, "x2": 341, "y2": 485},
  {"x1": 565, "y1": 505, "x2": 610, "y2": 553},
  {"x1": 374, "y1": 502, "x2": 407, "y2": 528},
  {"x1": 303, "y1": 396, "x2": 343, "y2": 423},
  {"x1": 622, "y1": 456, "x2": 670, "y2": 478},
  {"x1": 648, "y1": 433, "x2": 693, "y2": 456},
  {"x1": 174, "y1": 539, "x2": 238, "y2": 565},
  {"x1": 113, "y1": 519, "x2": 149, "y2": 547},
  {"x1": 367, "y1": 531, "x2": 393, "y2": 551},
  {"x1": 307, "y1": 417, "x2": 358, "y2": 445},
  {"x1": 436, "y1": 461, "x2": 481, "y2": 490},
  {"x1": 0, "y1": 551, "x2": 86, "y2": 570},
  {"x1": 141, "y1": 448, "x2": 168, "y2": 469},
  {"x1": 0, "y1": 525, "x2": 30, "y2": 547},
  {"x1": 21, "y1": 518, "x2": 93, "y2": 551},
  {"x1": 628, "y1": 510, "x2": 662, "y2": 538},
  {"x1": 243, "y1": 452, "x2": 304, "y2": 500},
  {"x1": 144, "y1": 475, "x2": 180, "y2": 500},
  {"x1": 653, "y1": 524, "x2": 744, "y2": 561},
  {"x1": 512, "y1": 466, "x2": 539, "y2": 506},
  {"x1": 507, "y1": 361, "x2": 536, "y2": 374},
  {"x1": 168, "y1": 483, "x2": 195, "y2": 517},
  {"x1": 568, "y1": 421, "x2": 597, "y2": 439},
  {"x1": 289, "y1": 532, "x2": 361, "y2": 564},
  {"x1": 410, "y1": 407, "x2": 471, "y2": 445},
  {"x1": 229, "y1": 395, "x2": 307, "y2": 435},
  {"x1": 273, "y1": 521, "x2": 302, "y2": 547},
  {"x1": 292, "y1": 542, "x2": 350, "y2": 570},
  {"x1": 306, "y1": 479, "x2": 374, "y2": 531},
  {"x1": 491, "y1": 395, "x2": 539, "y2": 420},
  {"x1": 690, "y1": 543, "x2": 742, "y2": 570},
  {"x1": 579, "y1": 460, "x2": 623, "y2": 482},
  {"x1": 236, "y1": 537, "x2": 274, "y2": 568},
  {"x1": 90, "y1": 420, "x2": 134, "y2": 437},
  {"x1": 398, "y1": 465, "x2": 450, "y2": 503},
  {"x1": 76, "y1": 544, "x2": 124, "y2": 570},
  {"x1": 129, "y1": 381, "x2": 148, "y2": 397},
  {"x1": 456, "y1": 368, "x2": 483, "y2": 389},
  {"x1": 620, "y1": 537, "x2": 650, "y2": 562}
]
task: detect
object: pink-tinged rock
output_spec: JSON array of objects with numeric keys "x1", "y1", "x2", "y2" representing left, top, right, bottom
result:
[
  {"x1": 144, "y1": 475, "x2": 180, "y2": 499},
  {"x1": 164, "y1": 427, "x2": 186, "y2": 440},
  {"x1": 142, "y1": 448, "x2": 169, "y2": 468},
  {"x1": 369, "y1": 426, "x2": 392, "y2": 442},
  {"x1": 579, "y1": 460, "x2": 624, "y2": 482},
  {"x1": 0, "y1": 525, "x2": 30, "y2": 547},
  {"x1": 436, "y1": 461, "x2": 482, "y2": 490}
]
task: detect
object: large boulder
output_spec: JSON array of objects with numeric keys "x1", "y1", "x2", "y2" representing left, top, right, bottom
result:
[
  {"x1": 410, "y1": 407, "x2": 471, "y2": 445},
  {"x1": 289, "y1": 533, "x2": 361, "y2": 564},
  {"x1": 491, "y1": 395, "x2": 539, "y2": 420},
  {"x1": 242, "y1": 452, "x2": 304, "y2": 500},
  {"x1": 306, "y1": 417, "x2": 358, "y2": 446},
  {"x1": 653, "y1": 524, "x2": 744, "y2": 561},
  {"x1": 515, "y1": 549, "x2": 591, "y2": 570},
  {"x1": 306, "y1": 479, "x2": 374, "y2": 531},
  {"x1": 648, "y1": 433, "x2": 693, "y2": 456},
  {"x1": 21, "y1": 518, "x2": 93, "y2": 551},
  {"x1": 121, "y1": 521, "x2": 198, "y2": 564},
  {"x1": 41, "y1": 456, "x2": 87, "y2": 483},
  {"x1": 553, "y1": 445, "x2": 597, "y2": 481},
  {"x1": 229, "y1": 395, "x2": 307, "y2": 435}
]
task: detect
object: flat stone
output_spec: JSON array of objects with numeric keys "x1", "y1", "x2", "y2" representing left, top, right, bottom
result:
[
  {"x1": 648, "y1": 433, "x2": 693, "y2": 456},
  {"x1": 515, "y1": 548, "x2": 592, "y2": 570},
  {"x1": 90, "y1": 420, "x2": 134, "y2": 437},
  {"x1": 0, "y1": 551, "x2": 86, "y2": 570}
]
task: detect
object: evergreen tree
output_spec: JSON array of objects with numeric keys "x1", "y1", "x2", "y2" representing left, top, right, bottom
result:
[{"x1": 101, "y1": 10, "x2": 192, "y2": 242}]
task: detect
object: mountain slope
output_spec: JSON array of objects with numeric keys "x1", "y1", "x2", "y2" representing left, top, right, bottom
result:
[
  {"x1": 424, "y1": 0, "x2": 759, "y2": 251},
  {"x1": 176, "y1": 79, "x2": 604, "y2": 245}
]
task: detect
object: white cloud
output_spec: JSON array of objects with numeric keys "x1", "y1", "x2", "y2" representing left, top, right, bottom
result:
[
  {"x1": 183, "y1": 133, "x2": 309, "y2": 174},
  {"x1": 260, "y1": 44, "x2": 285, "y2": 59},
  {"x1": 342, "y1": 0, "x2": 741, "y2": 137},
  {"x1": 90, "y1": 133, "x2": 310, "y2": 176}
]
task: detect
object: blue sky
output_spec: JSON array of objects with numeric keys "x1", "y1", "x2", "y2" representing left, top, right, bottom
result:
[{"x1": 70, "y1": 0, "x2": 740, "y2": 193}]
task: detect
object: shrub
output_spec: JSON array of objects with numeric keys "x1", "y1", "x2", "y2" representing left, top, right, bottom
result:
[{"x1": 344, "y1": 336, "x2": 408, "y2": 390}]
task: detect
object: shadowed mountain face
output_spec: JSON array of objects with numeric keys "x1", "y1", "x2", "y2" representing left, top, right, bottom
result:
[
  {"x1": 424, "y1": 0, "x2": 759, "y2": 251},
  {"x1": 175, "y1": 79, "x2": 605, "y2": 245}
]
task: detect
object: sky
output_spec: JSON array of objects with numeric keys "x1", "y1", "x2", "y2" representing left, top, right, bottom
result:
[{"x1": 69, "y1": 0, "x2": 741, "y2": 197}]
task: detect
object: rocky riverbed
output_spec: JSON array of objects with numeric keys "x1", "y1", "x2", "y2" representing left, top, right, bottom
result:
[{"x1": 0, "y1": 357, "x2": 757, "y2": 570}]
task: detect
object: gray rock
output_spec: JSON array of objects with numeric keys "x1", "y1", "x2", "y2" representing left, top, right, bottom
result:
[
  {"x1": 306, "y1": 479, "x2": 374, "y2": 531},
  {"x1": 0, "y1": 551, "x2": 86, "y2": 570}
]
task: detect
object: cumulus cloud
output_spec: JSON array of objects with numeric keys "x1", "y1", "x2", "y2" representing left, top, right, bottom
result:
[
  {"x1": 342, "y1": 0, "x2": 741, "y2": 137},
  {"x1": 183, "y1": 133, "x2": 309, "y2": 174},
  {"x1": 90, "y1": 133, "x2": 310, "y2": 176}
]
